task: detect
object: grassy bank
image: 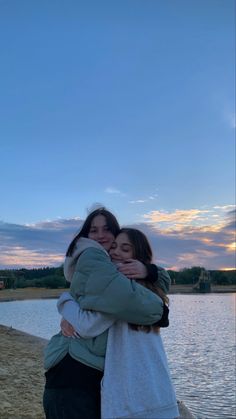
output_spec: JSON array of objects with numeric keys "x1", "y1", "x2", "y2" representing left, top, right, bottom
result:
[
  {"x1": 0, "y1": 287, "x2": 67, "y2": 302},
  {"x1": 0, "y1": 284, "x2": 235, "y2": 302}
]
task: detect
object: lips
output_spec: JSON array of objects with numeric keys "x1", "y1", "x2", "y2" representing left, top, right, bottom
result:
[{"x1": 111, "y1": 258, "x2": 123, "y2": 264}]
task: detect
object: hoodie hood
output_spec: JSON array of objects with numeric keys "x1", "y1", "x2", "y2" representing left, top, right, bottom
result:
[{"x1": 64, "y1": 237, "x2": 109, "y2": 283}]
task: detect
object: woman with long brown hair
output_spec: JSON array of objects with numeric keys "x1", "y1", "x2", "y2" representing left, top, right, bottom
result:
[{"x1": 58, "y1": 227, "x2": 179, "y2": 418}]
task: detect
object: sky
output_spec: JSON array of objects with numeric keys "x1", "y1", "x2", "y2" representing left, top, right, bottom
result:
[{"x1": 0, "y1": 0, "x2": 235, "y2": 271}]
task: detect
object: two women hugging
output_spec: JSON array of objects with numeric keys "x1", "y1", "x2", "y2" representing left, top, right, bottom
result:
[{"x1": 43, "y1": 207, "x2": 179, "y2": 419}]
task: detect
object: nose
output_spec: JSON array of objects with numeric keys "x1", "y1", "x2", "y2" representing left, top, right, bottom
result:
[
  {"x1": 97, "y1": 229, "x2": 105, "y2": 238},
  {"x1": 111, "y1": 247, "x2": 120, "y2": 257}
]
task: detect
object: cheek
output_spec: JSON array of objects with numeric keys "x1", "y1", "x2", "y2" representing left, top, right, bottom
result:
[
  {"x1": 107, "y1": 233, "x2": 115, "y2": 242},
  {"x1": 88, "y1": 232, "x2": 97, "y2": 240},
  {"x1": 125, "y1": 251, "x2": 133, "y2": 260}
]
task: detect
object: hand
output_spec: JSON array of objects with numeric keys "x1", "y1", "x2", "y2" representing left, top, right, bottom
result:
[
  {"x1": 118, "y1": 259, "x2": 148, "y2": 279},
  {"x1": 60, "y1": 318, "x2": 79, "y2": 338}
]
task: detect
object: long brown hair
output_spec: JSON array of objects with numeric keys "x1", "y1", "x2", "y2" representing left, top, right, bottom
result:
[
  {"x1": 120, "y1": 228, "x2": 169, "y2": 333},
  {"x1": 66, "y1": 208, "x2": 120, "y2": 257}
]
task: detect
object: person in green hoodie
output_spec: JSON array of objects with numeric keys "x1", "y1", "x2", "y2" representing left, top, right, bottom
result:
[{"x1": 43, "y1": 207, "x2": 166, "y2": 419}]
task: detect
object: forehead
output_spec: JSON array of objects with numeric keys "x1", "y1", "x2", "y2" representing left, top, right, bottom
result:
[
  {"x1": 90, "y1": 214, "x2": 107, "y2": 227},
  {"x1": 115, "y1": 232, "x2": 131, "y2": 244}
]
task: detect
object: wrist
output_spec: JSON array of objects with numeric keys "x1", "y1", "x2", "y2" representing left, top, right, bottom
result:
[{"x1": 145, "y1": 264, "x2": 158, "y2": 283}]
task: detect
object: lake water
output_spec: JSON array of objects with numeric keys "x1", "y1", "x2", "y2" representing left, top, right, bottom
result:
[{"x1": 0, "y1": 293, "x2": 235, "y2": 419}]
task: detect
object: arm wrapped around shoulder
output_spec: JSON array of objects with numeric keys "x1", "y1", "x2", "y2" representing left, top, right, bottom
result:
[{"x1": 144, "y1": 265, "x2": 170, "y2": 295}]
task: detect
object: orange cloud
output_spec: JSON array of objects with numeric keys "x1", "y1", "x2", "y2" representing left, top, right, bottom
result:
[
  {"x1": 143, "y1": 208, "x2": 209, "y2": 225},
  {"x1": 142, "y1": 206, "x2": 234, "y2": 237},
  {"x1": 226, "y1": 242, "x2": 236, "y2": 252},
  {"x1": 0, "y1": 247, "x2": 64, "y2": 269}
]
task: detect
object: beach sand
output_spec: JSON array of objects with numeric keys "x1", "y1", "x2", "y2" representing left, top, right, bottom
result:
[
  {"x1": 2, "y1": 286, "x2": 231, "y2": 418},
  {"x1": 0, "y1": 324, "x2": 196, "y2": 419},
  {"x1": 0, "y1": 325, "x2": 47, "y2": 419}
]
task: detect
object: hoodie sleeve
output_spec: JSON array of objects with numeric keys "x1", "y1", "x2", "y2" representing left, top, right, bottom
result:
[
  {"x1": 70, "y1": 248, "x2": 163, "y2": 325},
  {"x1": 145, "y1": 265, "x2": 171, "y2": 294},
  {"x1": 157, "y1": 267, "x2": 171, "y2": 294},
  {"x1": 57, "y1": 292, "x2": 115, "y2": 338}
]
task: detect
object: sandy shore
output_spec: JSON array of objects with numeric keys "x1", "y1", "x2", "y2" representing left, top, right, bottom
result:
[
  {"x1": 0, "y1": 288, "x2": 67, "y2": 302},
  {"x1": 0, "y1": 325, "x2": 47, "y2": 419},
  {"x1": 0, "y1": 325, "x2": 196, "y2": 419}
]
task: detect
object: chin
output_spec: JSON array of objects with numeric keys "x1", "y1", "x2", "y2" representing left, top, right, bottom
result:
[{"x1": 103, "y1": 244, "x2": 111, "y2": 251}]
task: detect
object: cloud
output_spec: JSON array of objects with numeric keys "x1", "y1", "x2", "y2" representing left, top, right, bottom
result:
[
  {"x1": 0, "y1": 206, "x2": 235, "y2": 270},
  {"x1": 0, "y1": 246, "x2": 64, "y2": 269},
  {"x1": 129, "y1": 196, "x2": 157, "y2": 204},
  {"x1": 224, "y1": 111, "x2": 236, "y2": 129},
  {"x1": 135, "y1": 206, "x2": 236, "y2": 270},
  {"x1": 0, "y1": 218, "x2": 83, "y2": 269},
  {"x1": 129, "y1": 200, "x2": 147, "y2": 204},
  {"x1": 213, "y1": 205, "x2": 235, "y2": 211},
  {"x1": 142, "y1": 207, "x2": 235, "y2": 233},
  {"x1": 104, "y1": 187, "x2": 126, "y2": 197},
  {"x1": 105, "y1": 187, "x2": 123, "y2": 195}
]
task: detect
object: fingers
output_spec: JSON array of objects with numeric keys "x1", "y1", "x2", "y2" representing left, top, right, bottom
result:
[
  {"x1": 118, "y1": 264, "x2": 133, "y2": 275},
  {"x1": 61, "y1": 328, "x2": 79, "y2": 338},
  {"x1": 118, "y1": 260, "x2": 146, "y2": 279},
  {"x1": 60, "y1": 318, "x2": 77, "y2": 338}
]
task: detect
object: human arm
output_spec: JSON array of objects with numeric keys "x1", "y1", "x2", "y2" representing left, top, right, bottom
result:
[
  {"x1": 57, "y1": 292, "x2": 115, "y2": 338},
  {"x1": 70, "y1": 248, "x2": 164, "y2": 325},
  {"x1": 118, "y1": 261, "x2": 170, "y2": 294},
  {"x1": 117, "y1": 259, "x2": 148, "y2": 279}
]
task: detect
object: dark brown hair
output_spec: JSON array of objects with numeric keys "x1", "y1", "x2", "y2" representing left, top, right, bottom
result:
[
  {"x1": 66, "y1": 207, "x2": 120, "y2": 257},
  {"x1": 120, "y1": 228, "x2": 168, "y2": 333},
  {"x1": 119, "y1": 228, "x2": 152, "y2": 264}
]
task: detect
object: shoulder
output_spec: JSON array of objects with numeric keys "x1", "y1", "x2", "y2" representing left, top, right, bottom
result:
[
  {"x1": 76, "y1": 247, "x2": 114, "y2": 274},
  {"x1": 79, "y1": 247, "x2": 109, "y2": 263}
]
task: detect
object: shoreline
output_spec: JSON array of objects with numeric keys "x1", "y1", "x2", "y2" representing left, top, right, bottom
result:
[
  {"x1": 0, "y1": 285, "x2": 235, "y2": 302},
  {"x1": 0, "y1": 324, "x2": 196, "y2": 419}
]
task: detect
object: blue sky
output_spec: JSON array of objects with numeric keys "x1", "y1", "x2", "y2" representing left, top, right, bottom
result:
[{"x1": 0, "y1": 0, "x2": 235, "y2": 270}]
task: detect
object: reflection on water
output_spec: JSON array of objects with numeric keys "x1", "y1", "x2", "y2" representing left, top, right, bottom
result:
[
  {"x1": 161, "y1": 294, "x2": 236, "y2": 419},
  {"x1": 0, "y1": 293, "x2": 235, "y2": 418},
  {"x1": 0, "y1": 299, "x2": 61, "y2": 339}
]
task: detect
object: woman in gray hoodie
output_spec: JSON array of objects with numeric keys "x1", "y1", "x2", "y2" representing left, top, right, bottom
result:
[{"x1": 58, "y1": 228, "x2": 179, "y2": 419}]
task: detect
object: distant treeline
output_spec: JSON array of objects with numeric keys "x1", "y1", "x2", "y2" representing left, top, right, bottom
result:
[
  {"x1": 0, "y1": 266, "x2": 235, "y2": 290},
  {"x1": 168, "y1": 267, "x2": 235, "y2": 286},
  {"x1": 0, "y1": 266, "x2": 67, "y2": 289}
]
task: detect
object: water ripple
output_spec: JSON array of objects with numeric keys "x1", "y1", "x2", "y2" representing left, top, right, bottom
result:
[{"x1": 161, "y1": 293, "x2": 236, "y2": 419}]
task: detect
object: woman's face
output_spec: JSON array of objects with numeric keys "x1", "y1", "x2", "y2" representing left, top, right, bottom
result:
[
  {"x1": 88, "y1": 214, "x2": 115, "y2": 251},
  {"x1": 109, "y1": 232, "x2": 134, "y2": 263}
]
